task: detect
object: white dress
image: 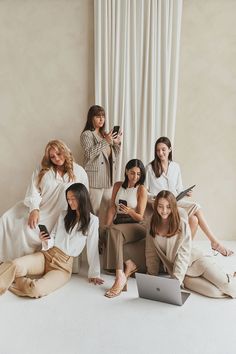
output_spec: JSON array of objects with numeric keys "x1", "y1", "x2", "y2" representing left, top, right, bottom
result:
[
  {"x1": 0, "y1": 162, "x2": 89, "y2": 261},
  {"x1": 145, "y1": 161, "x2": 200, "y2": 217}
]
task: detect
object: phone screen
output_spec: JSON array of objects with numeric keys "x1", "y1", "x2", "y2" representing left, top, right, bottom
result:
[
  {"x1": 119, "y1": 199, "x2": 127, "y2": 206},
  {"x1": 38, "y1": 224, "x2": 50, "y2": 238},
  {"x1": 113, "y1": 126, "x2": 120, "y2": 135}
]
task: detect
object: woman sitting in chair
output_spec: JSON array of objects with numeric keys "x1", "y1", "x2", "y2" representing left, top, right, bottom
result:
[{"x1": 103, "y1": 159, "x2": 147, "y2": 298}]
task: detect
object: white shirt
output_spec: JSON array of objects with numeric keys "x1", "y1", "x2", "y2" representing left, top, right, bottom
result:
[
  {"x1": 145, "y1": 161, "x2": 183, "y2": 197},
  {"x1": 42, "y1": 212, "x2": 100, "y2": 278}
]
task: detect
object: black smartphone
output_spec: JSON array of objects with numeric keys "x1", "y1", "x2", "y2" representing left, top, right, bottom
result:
[
  {"x1": 38, "y1": 224, "x2": 50, "y2": 238},
  {"x1": 119, "y1": 199, "x2": 127, "y2": 206},
  {"x1": 112, "y1": 125, "x2": 120, "y2": 136}
]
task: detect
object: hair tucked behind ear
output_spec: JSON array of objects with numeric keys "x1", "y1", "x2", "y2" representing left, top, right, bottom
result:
[
  {"x1": 64, "y1": 183, "x2": 93, "y2": 236},
  {"x1": 150, "y1": 190, "x2": 180, "y2": 237},
  {"x1": 151, "y1": 137, "x2": 172, "y2": 178}
]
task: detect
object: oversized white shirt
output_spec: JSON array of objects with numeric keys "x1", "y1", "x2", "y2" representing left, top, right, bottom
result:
[
  {"x1": 145, "y1": 161, "x2": 183, "y2": 197},
  {"x1": 0, "y1": 162, "x2": 89, "y2": 262},
  {"x1": 42, "y1": 212, "x2": 100, "y2": 278}
]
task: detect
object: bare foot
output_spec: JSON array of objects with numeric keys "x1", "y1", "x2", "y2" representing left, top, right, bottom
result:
[{"x1": 104, "y1": 273, "x2": 127, "y2": 298}]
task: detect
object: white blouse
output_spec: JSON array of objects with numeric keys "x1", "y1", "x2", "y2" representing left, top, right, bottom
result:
[
  {"x1": 145, "y1": 161, "x2": 183, "y2": 197},
  {"x1": 43, "y1": 212, "x2": 100, "y2": 278}
]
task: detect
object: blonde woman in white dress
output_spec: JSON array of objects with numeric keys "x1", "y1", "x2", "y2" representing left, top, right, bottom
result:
[{"x1": 0, "y1": 140, "x2": 88, "y2": 262}]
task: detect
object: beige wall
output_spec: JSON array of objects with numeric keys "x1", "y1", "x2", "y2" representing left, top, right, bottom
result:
[
  {"x1": 0, "y1": 0, "x2": 94, "y2": 213},
  {"x1": 0, "y1": 0, "x2": 235, "y2": 240},
  {"x1": 175, "y1": 0, "x2": 236, "y2": 239}
]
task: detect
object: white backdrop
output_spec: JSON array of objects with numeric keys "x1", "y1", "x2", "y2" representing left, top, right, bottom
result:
[{"x1": 94, "y1": 0, "x2": 183, "y2": 176}]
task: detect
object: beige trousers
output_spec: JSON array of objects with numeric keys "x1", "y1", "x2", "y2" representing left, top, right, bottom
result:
[
  {"x1": 184, "y1": 257, "x2": 236, "y2": 298},
  {"x1": 103, "y1": 223, "x2": 146, "y2": 270},
  {"x1": 89, "y1": 187, "x2": 112, "y2": 227},
  {"x1": 0, "y1": 247, "x2": 73, "y2": 298}
]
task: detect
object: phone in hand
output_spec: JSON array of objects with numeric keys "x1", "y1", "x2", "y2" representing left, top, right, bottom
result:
[
  {"x1": 112, "y1": 125, "x2": 120, "y2": 136},
  {"x1": 38, "y1": 224, "x2": 50, "y2": 238},
  {"x1": 119, "y1": 199, "x2": 127, "y2": 206}
]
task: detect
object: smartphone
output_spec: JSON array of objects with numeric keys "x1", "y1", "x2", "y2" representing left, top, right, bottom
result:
[
  {"x1": 119, "y1": 199, "x2": 127, "y2": 206},
  {"x1": 38, "y1": 224, "x2": 50, "y2": 238},
  {"x1": 112, "y1": 125, "x2": 120, "y2": 136}
]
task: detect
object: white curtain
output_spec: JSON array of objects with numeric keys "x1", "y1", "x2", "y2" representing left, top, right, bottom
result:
[{"x1": 94, "y1": 0, "x2": 183, "y2": 177}]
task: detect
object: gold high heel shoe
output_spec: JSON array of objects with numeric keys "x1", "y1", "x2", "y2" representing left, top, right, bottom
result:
[
  {"x1": 126, "y1": 266, "x2": 139, "y2": 279},
  {"x1": 104, "y1": 277, "x2": 127, "y2": 298}
]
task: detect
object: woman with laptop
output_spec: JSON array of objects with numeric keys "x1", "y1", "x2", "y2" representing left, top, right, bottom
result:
[
  {"x1": 102, "y1": 159, "x2": 147, "y2": 298},
  {"x1": 145, "y1": 136, "x2": 233, "y2": 256},
  {"x1": 0, "y1": 183, "x2": 103, "y2": 298},
  {"x1": 145, "y1": 190, "x2": 236, "y2": 298}
]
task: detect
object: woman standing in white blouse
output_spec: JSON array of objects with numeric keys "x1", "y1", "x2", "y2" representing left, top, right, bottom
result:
[
  {"x1": 145, "y1": 136, "x2": 233, "y2": 256},
  {"x1": 0, "y1": 183, "x2": 103, "y2": 298},
  {"x1": 103, "y1": 159, "x2": 147, "y2": 298},
  {"x1": 0, "y1": 140, "x2": 89, "y2": 262},
  {"x1": 146, "y1": 191, "x2": 236, "y2": 298}
]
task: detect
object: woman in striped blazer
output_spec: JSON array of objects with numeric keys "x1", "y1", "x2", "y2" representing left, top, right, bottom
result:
[{"x1": 80, "y1": 105, "x2": 121, "y2": 225}]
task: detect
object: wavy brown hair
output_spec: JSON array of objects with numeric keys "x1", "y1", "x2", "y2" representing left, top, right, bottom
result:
[
  {"x1": 37, "y1": 140, "x2": 75, "y2": 187},
  {"x1": 151, "y1": 136, "x2": 173, "y2": 178},
  {"x1": 150, "y1": 190, "x2": 180, "y2": 238}
]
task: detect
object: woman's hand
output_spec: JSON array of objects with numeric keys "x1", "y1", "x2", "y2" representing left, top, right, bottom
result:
[
  {"x1": 89, "y1": 277, "x2": 104, "y2": 285},
  {"x1": 104, "y1": 130, "x2": 113, "y2": 144},
  {"x1": 113, "y1": 131, "x2": 122, "y2": 145},
  {"x1": 28, "y1": 209, "x2": 39, "y2": 229},
  {"x1": 39, "y1": 231, "x2": 50, "y2": 241},
  {"x1": 119, "y1": 203, "x2": 132, "y2": 215}
]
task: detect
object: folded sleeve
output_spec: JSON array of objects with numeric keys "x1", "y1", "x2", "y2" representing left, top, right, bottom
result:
[
  {"x1": 173, "y1": 219, "x2": 191, "y2": 284},
  {"x1": 24, "y1": 167, "x2": 42, "y2": 212},
  {"x1": 73, "y1": 163, "x2": 89, "y2": 190},
  {"x1": 86, "y1": 215, "x2": 101, "y2": 278}
]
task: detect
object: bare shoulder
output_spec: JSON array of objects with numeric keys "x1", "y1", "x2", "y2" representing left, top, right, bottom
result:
[
  {"x1": 113, "y1": 181, "x2": 123, "y2": 192},
  {"x1": 137, "y1": 184, "x2": 147, "y2": 195}
]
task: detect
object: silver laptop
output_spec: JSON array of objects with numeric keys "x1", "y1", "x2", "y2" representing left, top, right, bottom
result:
[{"x1": 136, "y1": 273, "x2": 190, "y2": 306}]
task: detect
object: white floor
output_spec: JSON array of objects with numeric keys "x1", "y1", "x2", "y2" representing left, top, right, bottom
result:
[{"x1": 1, "y1": 241, "x2": 236, "y2": 354}]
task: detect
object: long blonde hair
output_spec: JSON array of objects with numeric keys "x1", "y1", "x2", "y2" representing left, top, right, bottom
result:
[
  {"x1": 150, "y1": 190, "x2": 181, "y2": 237},
  {"x1": 38, "y1": 140, "x2": 75, "y2": 186}
]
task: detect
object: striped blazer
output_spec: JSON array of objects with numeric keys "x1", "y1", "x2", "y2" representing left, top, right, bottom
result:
[{"x1": 80, "y1": 130, "x2": 121, "y2": 188}]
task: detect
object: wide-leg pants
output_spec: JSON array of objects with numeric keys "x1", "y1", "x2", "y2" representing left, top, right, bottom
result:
[
  {"x1": 184, "y1": 256, "x2": 236, "y2": 298},
  {"x1": 0, "y1": 247, "x2": 73, "y2": 298},
  {"x1": 103, "y1": 223, "x2": 146, "y2": 270},
  {"x1": 89, "y1": 187, "x2": 112, "y2": 227}
]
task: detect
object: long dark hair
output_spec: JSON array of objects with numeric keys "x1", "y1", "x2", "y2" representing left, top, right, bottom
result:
[
  {"x1": 150, "y1": 190, "x2": 180, "y2": 237},
  {"x1": 151, "y1": 136, "x2": 172, "y2": 178},
  {"x1": 82, "y1": 105, "x2": 106, "y2": 134},
  {"x1": 64, "y1": 183, "x2": 93, "y2": 235},
  {"x1": 122, "y1": 159, "x2": 146, "y2": 189}
]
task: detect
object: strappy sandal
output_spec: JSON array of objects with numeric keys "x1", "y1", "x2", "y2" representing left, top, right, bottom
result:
[
  {"x1": 104, "y1": 277, "x2": 127, "y2": 298},
  {"x1": 211, "y1": 242, "x2": 234, "y2": 257},
  {"x1": 126, "y1": 267, "x2": 139, "y2": 279}
]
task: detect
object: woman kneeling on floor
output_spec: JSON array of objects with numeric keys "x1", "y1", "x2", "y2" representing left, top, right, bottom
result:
[
  {"x1": 103, "y1": 159, "x2": 147, "y2": 298},
  {"x1": 146, "y1": 190, "x2": 236, "y2": 298},
  {"x1": 0, "y1": 183, "x2": 104, "y2": 298}
]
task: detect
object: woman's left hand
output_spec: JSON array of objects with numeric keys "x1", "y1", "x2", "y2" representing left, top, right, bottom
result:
[
  {"x1": 113, "y1": 131, "x2": 122, "y2": 145},
  {"x1": 89, "y1": 277, "x2": 104, "y2": 285}
]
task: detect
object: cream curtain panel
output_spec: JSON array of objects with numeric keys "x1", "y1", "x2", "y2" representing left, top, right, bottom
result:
[{"x1": 94, "y1": 0, "x2": 183, "y2": 176}]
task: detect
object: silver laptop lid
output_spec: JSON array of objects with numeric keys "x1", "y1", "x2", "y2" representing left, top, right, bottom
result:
[{"x1": 136, "y1": 273, "x2": 190, "y2": 306}]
